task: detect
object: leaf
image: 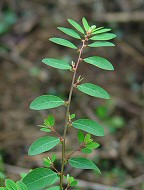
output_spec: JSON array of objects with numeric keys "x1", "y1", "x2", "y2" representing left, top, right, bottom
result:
[
  {"x1": 86, "y1": 142, "x2": 100, "y2": 149},
  {"x1": 40, "y1": 128, "x2": 51, "y2": 133},
  {"x1": 70, "y1": 114, "x2": 76, "y2": 120},
  {"x1": 57, "y1": 27, "x2": 81, "y2": 39},
  {"x1": 28, "y1": 136, "x2": 60, "y2": 156},
  {"x1": 22, "y1": 168, "x2": 58, "y2": 190},
  {"x1": 88, "y1": 41, "x2": 115, "y2": 48},
  {"x1": 90, "y1": 33, "x2": 116, "y2": 40},
  {"x1": 68, "y1": 19, "x2": 84, "y2": 34},
  {"x1": 30, "y1": 95, "x2": 65, "y2": 110},
  {"x1": 82, "y1": 18, "x2": 90, "y2": 31},
  {"x1": 70, "y1": 180, "x2": 78, "y2": 186},
  {"x1": 92, "y1": 27, "x2": 104, "y2": 33},
  {"x1": 81, "y1": 148, "x2": 92, "y2": 154},
  {"x1": 5, "y1": 179, "x2": 17, "y2": 190},
  {"x1": 77, "y1": 83, "x2": 110, "y2": 99},
  {"x1": 46, "y1": 186, "x2": 60, "y2": 190},
  {"x1": 77, "y1": 130, "x2": 84, "y2": 143},
  {"x1": 0, "y1": 188, "x2": 7, "y2": 190},
  {"x1": 49, "y1": 38, "x2": 77, "y2": 49},
  {"x1": 84, "y1": 56, "x2": 114, "y2": 70},
  {"x1": 43, "y1": 158, "x2": 51, "y2": 167},
  {"x1": 92, "y1": 28, "x2": 111, "y2": 35},
  {"x1": 51, "y1": 154, "x2": 56, "y2": 162},
  {"x1": 72, "y1": 119, "x2": 104, "y2": 136},
  {"x1": 69, "y1": 157, "x2": 101, "y2": 173},
  {"x1": 42, "y1": 58, "x2": 71, "y2": 70},
  {"x1": 84, "y1": 134, "x2": 92, "y2": 143},
  {"x1": 16, "y1": 181, "x2": 28, "y2": 190},
  {"x1": 47, "y1": 115, "x2": 55, "y2": 126}
]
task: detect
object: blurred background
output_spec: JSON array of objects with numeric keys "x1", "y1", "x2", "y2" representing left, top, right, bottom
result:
[{"x1": 0, "y1": 0, "x2": 144, "y2": 190}]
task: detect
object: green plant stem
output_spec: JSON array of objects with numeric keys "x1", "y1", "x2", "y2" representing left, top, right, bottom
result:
[{"x1": 60, "y1": 37, "x2": 88, "y2": 190}]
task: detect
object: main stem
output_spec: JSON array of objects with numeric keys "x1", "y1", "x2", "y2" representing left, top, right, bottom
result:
[{"x1": 60, "y1": 37, "x2": 87, "y2": 190}]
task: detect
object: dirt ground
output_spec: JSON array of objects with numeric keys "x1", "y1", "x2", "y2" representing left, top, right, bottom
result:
[{"x1": 0, "y1": 1, "x2": 144, "y2": 190}]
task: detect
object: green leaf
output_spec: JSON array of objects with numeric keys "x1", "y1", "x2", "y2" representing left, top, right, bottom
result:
[
  {"x1": 81, "y1": 148, "x2": 92, "y2": 154},
  {"x1": 30, "y1": 95, "x2": 65, "y2": 110},
  {"x1": 5, "y1": 179, "x2": 17, "y2": 190},
  {"x1": 70, "y1": 180, "x2": 78, "y2": 187},
  {"x1": 69, "y1": 157, "x2": 101, "y2": 173},
  {"x1": 43, "y1": 158, "x2": 51, "y2": 167},
  {"x1": 92, "y1": 27, "x2": 104, "y2": 32},
  {"x1": 77, "y1": 83, "x2": 110, "y2": 99},
  {"x1": 47, "y1": 115, "x2": 55, "y2": 126},
  {"x1": 44, "y1": 115, "x2": 55, "y2": 127},
  {"x1": 72, "y1": 119, "x2": 104, "y2": 136},
  {"x1": 40, "y1": 128, "x2": 51, "y2": 133},
  {"x1": 84, "y1": 56, "x2": 114, "y2": 70},
  {"x1": 88, "y1": 41, "x2": 115, "y2": 48},
  {"x1": 0, "y1": 188, "x2": 7, "y2": 190},
  {"x1": 90, "y1": 33, "x2": 116, "y2": 40},
  {"x1": 84, "y1": 134, "x2": 92, "y2": 143},
  {"x1": 67, "y1": 176, "x2": 74, "y2": 183},
  {"x1": 86, "y1": 142, "x2": 100, "y2": 149},
  {"x1": 68, "y1": 19, "x2": 84, "y2": 34},
  {"x1": 92, "y1": 28, "x2": 111, "y2": 35},
  {"x1": 57, "y1": 27, "x2": 81, "y2": 39},
  {"x1": 28, "y1": 136, "x2": 60, "y2": 156},
  {"x1": 51, "y1": 154, "x2": 56, "y2": 162},
  {"x1": 22, "y1": 168, "x2": 58, "y2": 190},
  {"x1": 77, "y1": 130, "x2": 84, "y2": 143},
  {"x1": 42, "y1": 58, "x2": 71, "y2": 70},
  {"x1": 49, "y1": 38, "x2": 77, "y2": 49},
  {"x1": 70, "y1": 114, "x2": 76, "y2": 120},
  {"x1": 46, "y1": 186, "x2": 60, "y2": 190},
  {"x1": 16, "y1": 181, "x2": 28, "y2": 190},
  {"x1": 82, "y1": 18, "x2": 90, "y2": 31}
]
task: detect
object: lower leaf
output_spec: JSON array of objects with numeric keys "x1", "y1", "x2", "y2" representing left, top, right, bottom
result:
[{"x1": 22, "y1": 168, "x2": 59, "y2": 190}]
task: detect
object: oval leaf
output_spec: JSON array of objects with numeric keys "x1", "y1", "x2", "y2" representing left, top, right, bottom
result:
[
  {"x1": 16, "y1": 181, "x2": 28, "y2": 190},
  {"x1": 68, "y1": 19, "x2": 84, "y2": 34},
  {"x1": 88, "y1": 42, "x2": 115, "y2": 48},
  {"x1": 28, "y1": 136, "x2": 60, "y2": 155},
  {"x1": 84, "y1": 56, "x2": 114, "y2": 70},
  {"x1": 82, "y1": 17, "x2": 90, "y2": 31},
  {"x1": 57, "y1": 27, "x2": 81, "y2": 39},
  {"x1": 90, "y1": 33, "x2": 116, "y2": 40},
  {"x1": 49, "y1": 37, "x2": 77, "y2": 49},
  {"x1": 0, "y1": 188, "x2": 8, "y2": 190},
  {"x1": 72, "y1": 119, "x2": 104, "y2": 136},
  {"x1": 42, "y1": 58, "x2": 71, "y2": 70},
  {"x1": 69, "y1": 157, "x2": 101, "y2": 173},
  {"x1": 22, "y1": 168, "x2": 58, "y2": 190},
  {"x1": 77, "y1": 83, "x2": 110, "y2": 99},
  {"x1": 86, "y1": 142, "x2": 100, "y2": 149},
  {"x1": 5, "y1": 179, "x2": 17, "y2": 190},
  {"x1": 40, "y1": 128, "x2": 51, "y2": 133},
  {"x1": 77, "y1": 130, "x2": 84, "y2": 144},
  {"x1": 81, "y1": 148, "x2": 92, "y2": 154},
  {"x1": 92, "y1": 28, "x2": 111, "y2": 35},
  {"x1": 30, "y1": 95, "x2": 65, "y2": 110}
]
